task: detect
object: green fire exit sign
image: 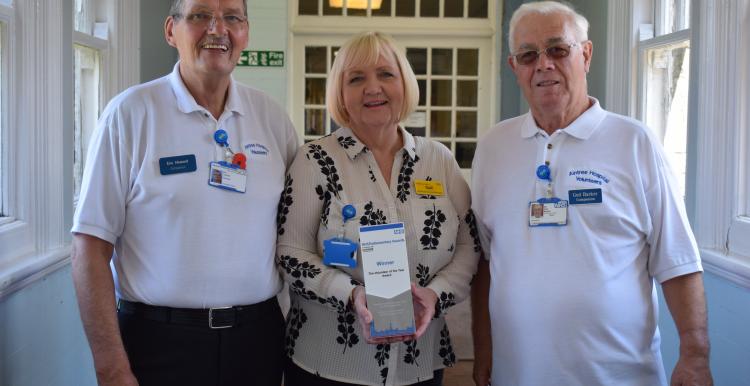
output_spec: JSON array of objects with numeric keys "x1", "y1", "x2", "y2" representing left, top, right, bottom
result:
[{"x1": 237, "y1": 51, "x2": 284, "y2": 67}]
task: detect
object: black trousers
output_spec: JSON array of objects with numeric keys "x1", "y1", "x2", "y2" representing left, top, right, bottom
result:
[
  {"x1": 284, "y1": 360, "x2": 444, "y2": 386},
  {"x1": 118, "y1": 297, "x2": 285, "y2": 386}
]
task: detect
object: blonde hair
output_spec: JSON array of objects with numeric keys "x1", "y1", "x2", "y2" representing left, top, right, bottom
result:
[
  {"x1": 508, "y1": 1, "x2": 589, "y2": 51},
  {"x1": 326, "y1": 31, "x2": 419, "y2": 128}
]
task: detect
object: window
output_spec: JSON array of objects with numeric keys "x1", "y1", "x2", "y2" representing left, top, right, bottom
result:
[
  {"x1": 0, "y1": 20, "x2": 5, "y2": 219},
  {"x1": 291, "y1": 0, "x2": 496, "y2": 172},
  {"x1": 0, "y1": 0, "x2": 138, "y2": 298},
  {"x1": 637, "y1": 1, "x2": 690, "y2": 197},
  {"x1": 610, "y1": 0, "x2": 750, "y2": 283},
  {"x1": 298, "y1": 0, "x2": 487, "y2": 18},
  {"x1": 72, "y1": 0, "x2": 106, "y2": 205}
]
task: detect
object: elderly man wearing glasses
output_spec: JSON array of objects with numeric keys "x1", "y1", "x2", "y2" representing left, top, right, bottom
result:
[
  {"x1": 71, "y1": 1, "x2": 298, "y2": 385},
  {"x1": 471, "y1": 2, "x2": 712, "y2": 386}
]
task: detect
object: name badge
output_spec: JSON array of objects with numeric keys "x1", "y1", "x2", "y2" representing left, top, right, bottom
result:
[
  {"x1": 208, "y1": 161, "x2": 247, "y2": 193},
  {"x1": 414, "y1": 180, "x2": 444, "y2": 196},
  {"x1": 159, "y1": 154, "x2": 197, "y2": 175},
  {"x1": 359, "y1": 223, "x2": 416, "y2": 338},
  {"x1": 529, "y1": 198, "x2": 568, "y2": 227},
  {"x1": 569, "y1": 188, "x2": 602, "y2": 204}
]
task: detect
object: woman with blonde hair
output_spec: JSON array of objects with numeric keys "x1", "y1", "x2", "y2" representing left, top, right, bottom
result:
[{"x1": 276, "y1": 31, "x2": 480, "y2": 386}]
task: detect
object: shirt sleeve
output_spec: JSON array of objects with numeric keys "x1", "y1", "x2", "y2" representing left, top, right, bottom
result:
[
  {"x1": 71, "y1": 103, "x2": 133, "y2": 244},
  {"x1": 425, "y1": 146, "x2": 481, "y2": 316},
  {"x1": 642, "y1": 133, "x2": 703, "y2": 283},
  {"x1": 276, "y1": 145, "x2": 357, "y2": 312}
]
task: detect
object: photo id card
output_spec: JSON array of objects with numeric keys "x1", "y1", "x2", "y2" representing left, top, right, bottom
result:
[
  {"x1": 208, "y1": 161, "x2": 247, "y2": 193},
  {"x1": 359, "y1": 223, "x2": 416, "y2": 338},
  {"x1": 529, "y1": 198, "x2": 568, "y2": 227}
]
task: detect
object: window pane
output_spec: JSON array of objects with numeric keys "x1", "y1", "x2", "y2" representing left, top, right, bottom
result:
[
  {"x1": 455, "y1": 142, "x2": 476, "y2": 168},
  {"x1": 305, "y1": 108, "x2": 326, "y2": 135},
  {"x1": 305, "y1": 78, "x2": 326, "y2": 105},
  {"x1": 468, "y1": 0, "x2": 488, "y2": 18},
  {"x1": 403, "y1": 111, "x2": 426, "y2": 136},
  {"x1": 306, "y1": 46, "x2": 327, "y2": 73},
  {"x1": 74, "y1": 0, "x2": 93, "y2": 34},
  {"x1": 457, "y1": 49, "x2": 478, "y2": 76},
  {"x1": 323, "y1": 0, "x2": 342, "y2": 15},
  {"x1": 644, "y1": 40, "x2": 690, "y2": 197},
  {"x1": 457, "y1": 80, "x2": 477, "y2": 107},
  {"x1": 666, "y1": 0, "x2": 690, "y2": 33},
  {"x1": 420, "y1": 0, "x2": 438, "y2": 17},
  {"x1": 431, "y1": 111, "x2": 451, "y2": 137},
  {"x1": 431, "y1": 80, "x2": 452, "y2": 106},
  {"x1": 347, "y1": 6, "x2": 366, "y2": 17},
  {"x1": 407, "y1": 48, "x2": 427, "y2": 75},
  {"x1": 0, "y1": 25, "x2": 3, "y2": 215},
  {"x1": 445, "y1": 0, "x2": 463, "y2": 17},
  {"x1": 396, "y1": 0, "x2": 415, "y2": 16},
  {"x1": 417, "y1": 79, "x2": 426, "y2": 106},
  {"x1": 299, "y1": 0, "x2": 318, "y2": 15},
  {"x1": 372, "y1": 0, "x2": 392, "y2": 16},
  {"x1": 73, "y1": 45, "x2": 101, "y2": 204},
  {"x1": 432, "y1": 48, "x2": 452, "y2": 75},
  {"x1": 456, "y1": 111, "x2": 477, "y2": 137}
]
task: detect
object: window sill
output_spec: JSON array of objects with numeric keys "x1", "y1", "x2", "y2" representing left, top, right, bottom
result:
[
  {"x1": 0, "y1": 246, "x2": 71, "y2": 301},
  {"x1": 700, "y1": 248, "x2": 750, "y2": 290}
]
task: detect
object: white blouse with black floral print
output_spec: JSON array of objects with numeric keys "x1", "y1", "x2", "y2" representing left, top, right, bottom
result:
[{"x1": 276, "y1": 126, "x2": 481, "y2": 386}]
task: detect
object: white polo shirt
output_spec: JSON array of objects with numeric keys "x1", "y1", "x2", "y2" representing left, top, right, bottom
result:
[
  {"x1": 72, "y1": 63, "x2": 299, "y2": 308},
  {"x1": 471, "y1": 99, "x2": 702, "y2": 386}
]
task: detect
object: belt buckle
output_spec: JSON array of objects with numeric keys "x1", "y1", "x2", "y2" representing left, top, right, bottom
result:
[{"x1": 208, "y1": 306, "x2": 233, "y2": 329}]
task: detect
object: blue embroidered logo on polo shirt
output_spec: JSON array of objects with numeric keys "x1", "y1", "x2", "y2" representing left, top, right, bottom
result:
[
  {"x1": 244, "y1": 143, "x2": 269, "y2": 156},
  {"x1": 568, "y1": 169, "x2": 610, "y2": 186}
]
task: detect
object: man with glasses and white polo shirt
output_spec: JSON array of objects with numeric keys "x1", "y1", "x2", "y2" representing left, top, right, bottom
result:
[
  {"x1": 71, "y1": 0, "x2": 298, "y2": 385},
  {"x1": 471, "y1": 2, "x2": 712, "y2": 385}
]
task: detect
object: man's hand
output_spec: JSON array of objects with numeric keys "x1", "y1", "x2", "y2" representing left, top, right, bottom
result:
[
  {"x1": 96, "y1": 367, "x2": 140, "y2": 386},
  {"x1": 670, "y1": 350, "x2": 712, "y2": 386}
]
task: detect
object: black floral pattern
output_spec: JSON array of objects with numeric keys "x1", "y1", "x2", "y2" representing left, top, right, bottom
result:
[
  {"x1": 359, "y1": 201, "x2": 387, "y2": 226},
  {"x1": 380, "y1": 367, "x2": 388, "y2": 385},
  {"x1": 396, "y1": 153, "x2": 420, "y2": 203},
  {"x1": 335, "y1": 308, "x2": 360, "y2": 353},
  {"x1": 403, "y1": 340, "x2": 420, "y2": 366},
  {"x1": 416, "y1": 264, "x2": 433, "y2": 287},
  {"x1": 438, "y1": 324, "x2": 456, "y2": 367},
  {"x1": 337, "y1": 136, "x2": 357, "y2": 149},
  {"x1": 315, "y1": 185, "x2": 332, "y2": 227},
  {"x1": 434, "y1": 291, "x2": 456, "y2": 318},
  {"x1": 277, "y1": 175, "x2": 293, "y2": 235},
  {"x1": 420, "y1": 204, "x2": 447, "y2": 249},
  {"x1": 465, "y1": 209, "x2": 482, "y2": 253},
  {"x1": 285, "y1": 306, "x2": 307, "y2": 357},
  {"x1": 277, "y1": 255, "x2": 322, "y2": 279},
  {"x1": 368, "y1": 166, "x2": 377, "y2": 183},
  {"x1": 375, "y1": 343, "x2": 391, "y2": 366}
]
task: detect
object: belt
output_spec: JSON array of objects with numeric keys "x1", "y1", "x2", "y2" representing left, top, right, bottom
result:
[{"x1": 117, "y1": 297, "x2": 278, "y2": 329}]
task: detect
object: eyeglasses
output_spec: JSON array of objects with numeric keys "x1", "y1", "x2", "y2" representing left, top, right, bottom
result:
[
  {"x1": 174, "y1": 12, "x2": 248, "y2": 30},
  {"x1": 512, "y1": 42, "x2": 583, "y2": 66}
]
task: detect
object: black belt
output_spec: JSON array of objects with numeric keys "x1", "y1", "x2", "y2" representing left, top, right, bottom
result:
[{"x1": 117, "y1": 297, "x2": 278, "y2": 329}]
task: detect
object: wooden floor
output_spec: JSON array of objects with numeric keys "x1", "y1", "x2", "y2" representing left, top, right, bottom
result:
[{"x1": 443, "y1": 360, "x2": 473, "y2": 386}]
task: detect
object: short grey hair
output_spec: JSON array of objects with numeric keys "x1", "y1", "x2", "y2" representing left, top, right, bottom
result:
[
  {"x1": 169, "y1": 0, "x2": 248, "y2": 18},
  {"x1": 508, "y1": 1, "x2": 589, "y2": 52}
]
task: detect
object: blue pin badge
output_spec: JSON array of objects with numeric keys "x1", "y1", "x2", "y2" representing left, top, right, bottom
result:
[
  {"x1": 536, "y1": 164, "x2": 551, "y2": 181},
  {"x1": 342, "y1": 205, "x2": 356, "y2": 222},
  {"x1": 213, "y1": 129, "x2": 229, "y2": 147}
]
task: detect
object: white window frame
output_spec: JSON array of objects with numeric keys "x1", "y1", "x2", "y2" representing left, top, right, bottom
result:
[
  {"x1": 0, "y1": 3, "x2": 12, "y2": 224},
  {"x1": 0, "y1": 0, "x2": 139, "y2": 299},
  {"x1": 607, "y1": 0, "x2": 750, "y2": 288},
  {"x1": 288, "y1": 0, "x2": 498, "y2": 178}
]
